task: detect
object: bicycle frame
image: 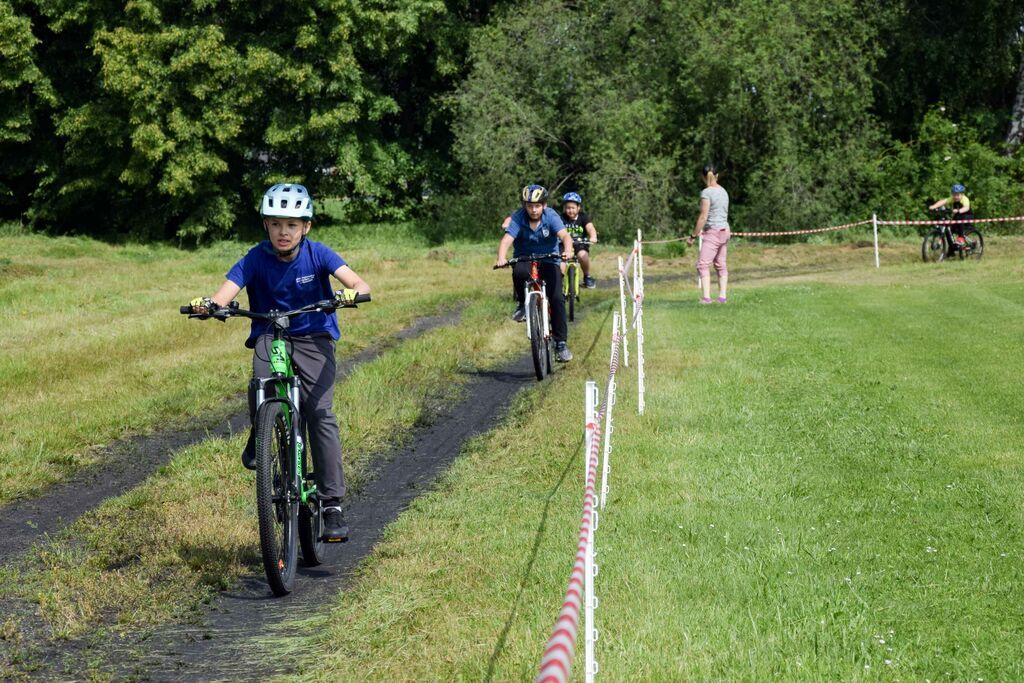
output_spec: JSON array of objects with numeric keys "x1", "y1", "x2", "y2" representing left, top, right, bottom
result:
[
  {"x1": 524, "y1": 259, "x2": 551, "y2": 342},
  {"x1": 253, "y1": 336, "x2": 317, "y2": 506}
]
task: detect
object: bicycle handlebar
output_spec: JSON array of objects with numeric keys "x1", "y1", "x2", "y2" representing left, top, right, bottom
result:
[
  {"x1": 493, "y1": 253, "x2": 562, "y2": 269},
  {"x1": 180, "y1": 293, "x2": 371, "y2": 319}
]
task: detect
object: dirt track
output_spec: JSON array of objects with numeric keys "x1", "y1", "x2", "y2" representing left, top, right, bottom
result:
[{"x1": 0, "y1": 311, "x2": 460, "y2": 566}]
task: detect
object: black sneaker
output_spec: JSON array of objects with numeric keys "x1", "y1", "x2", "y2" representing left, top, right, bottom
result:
[
  {"x1": 511, "y1": 305, "x2": 526, "y2": 322},
  {"x1": 321, "y1": 506, "x2": 349, "y2": 543},
  {"x1": 584, "y1": 276, "x2": 597, "y2": 289},
  {"x1": 555, "y1": 341, "x2": 573, "y2": 362},
  {"x1": 241, "y1": 431, "x2": 256, "y2": 470}
]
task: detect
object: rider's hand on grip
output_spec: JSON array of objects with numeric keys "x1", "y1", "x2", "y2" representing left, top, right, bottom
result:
[
  {"x1": 189, "y1": 297, "x2": 216, "y2": 319},
  {"x1": 334, "y1": 288, "x2": 360, "y2": 306}
]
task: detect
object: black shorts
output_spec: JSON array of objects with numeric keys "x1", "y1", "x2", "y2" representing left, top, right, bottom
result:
[{"x1": 572, "y1": 240, "x2": 592, "y2": 255}]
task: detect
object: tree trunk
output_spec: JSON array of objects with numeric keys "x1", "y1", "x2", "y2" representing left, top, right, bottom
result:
[{"x1": 1005, "y1": 49, "x2": 1024, "y2": 155}]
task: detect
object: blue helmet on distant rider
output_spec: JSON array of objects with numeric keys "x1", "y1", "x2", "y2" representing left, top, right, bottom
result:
[
  {"x1": 261, "y1": 183, "x2": 315, "y2": 220},
  {"x1": 562, "y1": 192, "x2": 582, "y2": 205},
  {"x1": 951, "y1": 183, "x2": 965, "y2": 194},
  {"x1": 521, "y1": 184, "x2": 549, "y2": 204}
]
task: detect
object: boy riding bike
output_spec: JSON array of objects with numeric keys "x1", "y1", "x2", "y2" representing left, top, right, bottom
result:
[
  {"x1": 559, "y1": 192, "x2": 598, "y2": 288},
  {"x1": 187, "y1": 183, "x2": 370, "y2": 543},
  {"x1": 929, "y1": 183, "x2": 973, "y2": 245},
  {"x1": 495, "y1": 183, "x2": 575, "y2": 362}
]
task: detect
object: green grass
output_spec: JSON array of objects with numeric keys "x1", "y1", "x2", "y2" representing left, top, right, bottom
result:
[
  {"x1": 268, "y1": 240, "x2": 1024, "y2": 681},
  {"x1": 4, "y1": 232, "x2": 1024, "y2": 680},
  {"x1": 0, "y1": 231, "x2": 494, "y2": 504}
]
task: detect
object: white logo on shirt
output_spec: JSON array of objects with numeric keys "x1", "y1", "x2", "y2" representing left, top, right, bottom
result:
[
  {"x1": 296, "y1": 274, "x2": 315, "y2": 285},
  {"x1": 542, "y1": 228, "x2": 549, "y2": 238}
]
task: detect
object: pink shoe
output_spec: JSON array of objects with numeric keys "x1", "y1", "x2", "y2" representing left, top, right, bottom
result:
[
  {"x1": 717, "y1": 297, "x2": 727, "y2": 304},
  {"x1": 700, "y1": 297, "x2": 712, "y2": 305}
]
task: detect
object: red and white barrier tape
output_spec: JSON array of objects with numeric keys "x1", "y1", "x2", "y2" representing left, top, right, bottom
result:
[
  {"x1": 640, "y1": 213, "x2": 1024, "y2": 243},
  {"x1": 536, "y1": 331, "x2": 623, "y2": 683},
  {"x1": 731, "y1": 219, "x2": 872, "y2": 237},
  {"x1": 876, "y1": 215, "x2": 1024, "y2": 226}
]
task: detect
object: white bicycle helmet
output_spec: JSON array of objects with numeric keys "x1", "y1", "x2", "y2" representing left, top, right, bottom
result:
[{"x1": 260, "y1": 183, "x2": 314, "y2": 219}]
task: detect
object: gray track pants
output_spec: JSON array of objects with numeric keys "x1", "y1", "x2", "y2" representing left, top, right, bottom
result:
[{"x1": 249, "y1": 334, "x2": 346, "y2": 503}]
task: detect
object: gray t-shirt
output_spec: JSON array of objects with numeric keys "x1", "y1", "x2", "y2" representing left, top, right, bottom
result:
[{"x1": 700, "y1": 185, "x2": 729, "y2": 230}]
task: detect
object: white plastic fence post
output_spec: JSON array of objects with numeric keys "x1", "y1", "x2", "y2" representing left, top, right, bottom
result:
[
  {"x1": 583, "y1": 380, "x2": 599, "y2": 683},
  {"x1": 696, "y1": 235, "x2": 703, "y2": 287},
  {"x1": 872, "y1": 213, "x2": 880, "y2": 268},
  {"x1": 617, "y1": 255, "x2": 629, "y2": 368},
  {"x1": 600, "y1": 315, "x2": 619, "y2": 510}
]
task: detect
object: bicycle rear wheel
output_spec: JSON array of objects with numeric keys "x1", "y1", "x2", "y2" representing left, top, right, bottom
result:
[
  {"x1": 921, "y1": 230, "x2": 947, "y2": 263},
  {"x1": 567, "y1": 265, "x2": 577, "y2": 322},
  {"x1": 529, "y1": 296, "x2": 547, "y2": 381},
  {"x1": 963, "y1": 229, "x2": 984, "y2": 260},
  {"x1": 255, "y1": 402, "x2": 299, "y2": 596}
]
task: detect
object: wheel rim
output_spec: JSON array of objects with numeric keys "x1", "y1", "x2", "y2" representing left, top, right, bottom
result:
[
  {"x1": 257, "y1": 406, "x2": 299, "y2": 595},
  {"x1": 530, "y1": 297, "x2": 546, "y2": 380},
  {"x1": 923, "y1": 232, "x2": 946, "y2": 262}
]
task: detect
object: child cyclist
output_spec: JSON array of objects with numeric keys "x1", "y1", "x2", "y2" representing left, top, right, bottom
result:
[
  {"x1": 929, "y1": 183, "x2": 973, "y2": 245},
  {"x1": 560, "y1": 192, "x2": 599, "y2": 288},
  {"x1": 495, "y1": 183, "x2": 575, "y2": 362},
  {"x1": 188, "y1": 183, "x2": 370, "y2": 543}
]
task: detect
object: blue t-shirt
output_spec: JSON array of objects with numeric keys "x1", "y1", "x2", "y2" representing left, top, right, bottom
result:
[
  {"x1": 506, "y1": 207, "x2": 566, "y2": 262},
  {"x1": 226, "y1": 239, "x2": 346, "y2": 347}
]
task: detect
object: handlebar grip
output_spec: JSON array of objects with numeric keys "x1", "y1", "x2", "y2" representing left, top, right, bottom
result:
[
  {"x1": 354, "y1": 293, "x2": 371, "y2": 304},
  {"x1": 180, "y1": 306, "x2": 192, "y2": 314}
]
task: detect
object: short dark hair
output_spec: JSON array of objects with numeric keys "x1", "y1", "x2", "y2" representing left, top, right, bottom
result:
[{"x1": 702, "y1": 163, "x2": 719, "y2": 176}]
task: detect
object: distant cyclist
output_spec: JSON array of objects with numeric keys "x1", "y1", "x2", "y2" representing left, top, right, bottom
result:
[
  {"x1": 560, "y1": 192, "x2": 599, "y2": 288},
  {"x1": 495, "y1": 184, "x2": 575, "y2": 362},
  {"x1": 929, "y1": 183, "x2": 973, "y2": 245}
]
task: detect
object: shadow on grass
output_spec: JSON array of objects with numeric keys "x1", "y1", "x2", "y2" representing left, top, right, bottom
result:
[
  {"x1": 484, "y1": 430, "x2": 584, "y2": 682},
  {"x1": 483, "y1": 305, "x2": 611, "y2": 682}
]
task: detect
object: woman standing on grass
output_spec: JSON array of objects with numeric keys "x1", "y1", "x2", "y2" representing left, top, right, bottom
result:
[{"x1": 686, "y1": 164, "x2": 730, "y2": 304}]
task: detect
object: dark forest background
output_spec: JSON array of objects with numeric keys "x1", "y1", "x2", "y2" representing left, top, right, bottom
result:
[{"x1": 3, "y1": 0, "x2": 1024, "y2": 242}]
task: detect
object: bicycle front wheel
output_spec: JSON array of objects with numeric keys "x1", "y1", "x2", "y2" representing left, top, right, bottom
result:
[
  {"x1": 529, "y1": 296, "x2": 547, "y2": 381},
  {"x1": 255, "y1": 402, "x2": 299, "y2": 596},
  {"x1": 567, "y1": 266, "x2": 577, "y2": 322},
  {"x1": 922, "y1": 231, "x2": 947, "y2": 263},
  {"x1": 963, "y1": 229, "x2": 984, "y2": 260}
]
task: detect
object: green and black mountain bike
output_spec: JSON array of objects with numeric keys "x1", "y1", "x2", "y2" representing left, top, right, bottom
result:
[{"x1": 181, "y1": 294, "x2": 370, "y2": 596}]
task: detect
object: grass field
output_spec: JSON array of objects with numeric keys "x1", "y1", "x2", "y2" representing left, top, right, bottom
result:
[
  {"x1": 2, "y1": 230, "x2": 1023, "y2": 680},
  {"x1": 281, "y1": 237, "x2": 1024, "y2": 681}
]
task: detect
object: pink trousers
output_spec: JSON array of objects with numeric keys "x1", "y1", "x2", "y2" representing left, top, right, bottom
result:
[{"x1": 697, "y1": 228, "x2": 730, "y2": 278}]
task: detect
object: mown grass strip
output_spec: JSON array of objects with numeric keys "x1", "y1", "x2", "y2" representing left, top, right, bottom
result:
[{"x1": 267, "y1": 246, "x2": 1024, "y2": 681}]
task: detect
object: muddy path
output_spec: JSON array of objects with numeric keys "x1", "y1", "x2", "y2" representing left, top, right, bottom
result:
[
  {"x1": 0, "y1": 311, "x2": 461, "y2": 566},
  {"x1": 98, "y1": 351, "x2": 542, "y2": 682}
]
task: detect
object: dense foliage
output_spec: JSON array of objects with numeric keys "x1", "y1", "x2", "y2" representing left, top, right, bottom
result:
[
  {"x1": 2, "y1": 0, "x2": 1023, "y2": 241},
  {"x1": 451, "y1": 0, "x2": 1024, "y2": 241}
]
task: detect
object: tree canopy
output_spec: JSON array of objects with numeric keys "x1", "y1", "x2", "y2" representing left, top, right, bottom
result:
[{"x1": 2, "y1": 0, "x2": 1023, "y2": 241}]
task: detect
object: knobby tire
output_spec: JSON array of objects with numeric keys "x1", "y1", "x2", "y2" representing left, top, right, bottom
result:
[
  {"x1": 567, "y1": 265, "x2": 577, "y2": 322},
  {"x1": 529, "y1": 296, "x2": 547, "y2": 381},
  {"x1": 256, "y1": 402, "x2": 299, "y2": 596},
  {"x1": 298, "y1": 426, "x2": 325, "y2": 566},
  {"x1": 922, "y1": 230, "x2": 947, "y2": 263},
  {"x1": 963, "y1": 229, "x2": 984, "y2": 260}
]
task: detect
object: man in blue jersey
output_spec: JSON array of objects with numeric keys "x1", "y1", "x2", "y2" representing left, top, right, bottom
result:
[
  {"x1": 495, "y1": 184, "x2": 575, "y2": 362},
  {"x1": 188, "y1": 183, "x2": 370, "y2": 542}
]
